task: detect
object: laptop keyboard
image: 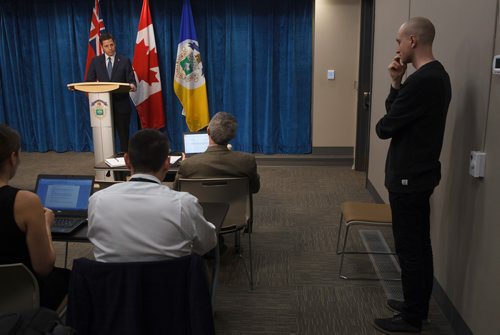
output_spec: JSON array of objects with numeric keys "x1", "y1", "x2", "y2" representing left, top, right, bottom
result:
[{"x1": 53, "y1": 217, "x2": 83, "y2": 228}]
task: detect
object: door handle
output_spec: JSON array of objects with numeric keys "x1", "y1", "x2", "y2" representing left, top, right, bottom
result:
[{"x1": 363, "y1": 91, "x2": 371, "y2": 109}]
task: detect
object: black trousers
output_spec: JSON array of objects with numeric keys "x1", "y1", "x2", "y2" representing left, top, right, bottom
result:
[
  {"x1": 37, "y1": 267, "x2": 71, "y2": 310},
  {"x1": 389, "y1": 189, "x2": 434, "y2": 326},
  {"x1": 113, "y1": 111, "x2": 131, "y2": 153}
]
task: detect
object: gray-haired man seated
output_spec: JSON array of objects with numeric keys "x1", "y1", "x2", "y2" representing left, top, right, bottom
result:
[{"x1": 173, "y1": 112, "x2": 260, "y2": 194}]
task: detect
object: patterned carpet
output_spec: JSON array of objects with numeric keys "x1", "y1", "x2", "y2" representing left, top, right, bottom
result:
[{"x1": 11, "y1": 152, "x2": 454, "y2": 334}]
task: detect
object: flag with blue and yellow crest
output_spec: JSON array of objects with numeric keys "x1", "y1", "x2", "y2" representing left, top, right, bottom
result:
[{"x1": 173, "y1": 0, "x2": 209, "y2": 132}]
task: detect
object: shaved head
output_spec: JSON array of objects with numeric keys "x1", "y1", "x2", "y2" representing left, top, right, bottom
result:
[{"x1": 401, "y1": 17, "x2": 435, "y2": 46}]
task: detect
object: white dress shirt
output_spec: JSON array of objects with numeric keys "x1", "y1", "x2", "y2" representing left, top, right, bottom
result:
[{"x1": 87, "y1": 173, "x2": 217, "y2": 262}]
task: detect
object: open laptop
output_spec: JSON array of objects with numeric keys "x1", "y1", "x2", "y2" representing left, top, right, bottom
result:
[
  {"x1": 183, "y1": 132, "x2": 209, "y2": 157},
  {"x1": 35, "y1": 174, "x2": 95, "y2": 234}
]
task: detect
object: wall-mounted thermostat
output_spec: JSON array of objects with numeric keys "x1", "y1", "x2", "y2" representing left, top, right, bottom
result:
[
  {"x1": 469, "y1": 151, "x2": 486, "y2": 178},
  {"x1": 327, "y1": 69, "x2": 335, "y2": 80},
  {"x1": 493, "y1": 55, "x2": 500, "y2": 75}
]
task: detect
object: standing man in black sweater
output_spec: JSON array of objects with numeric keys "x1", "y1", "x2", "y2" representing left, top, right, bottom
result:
[{"x1": 373, "y1": 17, "x2": 451, "y2": 333}]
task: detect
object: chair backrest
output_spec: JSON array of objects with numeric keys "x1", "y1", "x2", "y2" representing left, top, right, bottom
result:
[
  {"x1": 67, "y1": 255, "x2": 214, "y2": 335},
  {"x1": 178, "y1": 177, "x2": 252, "y2": 232},
  {"x1": 0, "y1": 263, "x2": 40, "y2": 313}
]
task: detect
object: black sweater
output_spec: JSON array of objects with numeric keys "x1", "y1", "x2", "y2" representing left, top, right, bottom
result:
[{"x1": 376, "y1": 60, "x2": 451, "y2": 193}]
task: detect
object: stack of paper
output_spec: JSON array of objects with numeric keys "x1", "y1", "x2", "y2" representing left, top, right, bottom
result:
[
  {"x1": 104, "y1": 157, "x2": 126, "y2": 167},
  {"x1": 170, "y1": 156, "x2": 182, "y2": 165}
]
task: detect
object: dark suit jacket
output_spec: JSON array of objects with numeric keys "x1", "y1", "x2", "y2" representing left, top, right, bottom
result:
[
  {"x1": 86, "y1": 54, "x2": 136, "y2": 115},
  {"x1": 67, "y1": 255, "x2": 214, "y2": 335},
  {"x1": 174, "y1": 145, "x2": 260, "y2": 194}
]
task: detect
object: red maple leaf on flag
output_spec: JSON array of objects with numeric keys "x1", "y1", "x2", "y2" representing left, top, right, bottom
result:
[{"x1": 132, "y1": 40, "x2": 160, "y2": 86}]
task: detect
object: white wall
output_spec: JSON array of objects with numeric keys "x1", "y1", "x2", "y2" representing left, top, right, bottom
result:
[
  {"x1": 368, "y1": 0, "x2": 500, "y2": 333},
  {"x1": 312, "y1": 0, "x2": 360, "y2": 147}
]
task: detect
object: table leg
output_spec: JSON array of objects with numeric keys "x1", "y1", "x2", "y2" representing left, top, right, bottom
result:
[{"x1": 64, "y1": 242, "x2": 69, "y2": 268}]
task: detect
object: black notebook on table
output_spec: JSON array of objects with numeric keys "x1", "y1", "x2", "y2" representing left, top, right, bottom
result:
[{"x1": 34, "y1": 174, "x2": 94, "y2": 234}]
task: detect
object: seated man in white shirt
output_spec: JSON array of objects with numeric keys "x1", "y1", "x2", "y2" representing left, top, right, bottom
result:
[{"x1": 87, "y1": 129, "x2": 217, "y2": 262}]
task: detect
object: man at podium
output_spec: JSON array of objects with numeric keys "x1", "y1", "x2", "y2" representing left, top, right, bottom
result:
[{"x1": 86, "y1": 32, "x2": 136, "y2": 153}]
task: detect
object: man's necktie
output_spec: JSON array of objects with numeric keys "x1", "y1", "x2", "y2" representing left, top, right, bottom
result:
[{"x1": 107, "y1": 57, "x2": 112, "y2": 78}]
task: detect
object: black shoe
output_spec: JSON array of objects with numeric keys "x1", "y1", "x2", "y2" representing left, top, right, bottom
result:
[
  {"x1": 373, "y1": 314, "x2": 421, "y2": 334},
  {"x1": 387, "y1": 300, "x2": 430, "y2": 324},
  {"x1": 387, "y1": 299, "x2": 404, "y2": 313}
]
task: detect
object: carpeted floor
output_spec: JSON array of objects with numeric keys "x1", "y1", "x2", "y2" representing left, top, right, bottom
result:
[{"x1": 11, "y1": 152, "x2": 454, "y2": 334}]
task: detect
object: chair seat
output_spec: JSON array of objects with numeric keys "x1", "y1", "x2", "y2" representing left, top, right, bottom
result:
[{"x1": 341, "y1": 201, "x2": 392, "y2": 224}]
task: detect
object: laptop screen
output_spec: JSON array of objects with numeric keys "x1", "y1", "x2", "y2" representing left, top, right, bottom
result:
[
  {"x1": 35, "y1": 175, "x2": 94, "y2": 212},
  {"x1": 183, "y1": 132, "x2": 209, "y2": 154}
]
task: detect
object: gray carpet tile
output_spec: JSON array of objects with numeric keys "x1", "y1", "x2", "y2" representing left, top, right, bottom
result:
[
  {"x1": 251, "y1": 230, "x2": 299, "y2": 252},
  {"x1": 214, "y1": 288, "x2": 298, "y2": 334},
  {"x1": 296, "y1": 226, "x2": 341, "y2": 254},
  {"x1": 289, "y1": 253, "x2": 338, "y2": 287},
  {"x1": 254, "y1": 206, "x2": 309, "y2": 228},
  {"x1": 11, "y1": 152, "x2": 94, "y2": 190},
  {"x1": 251, "y1": 250, "x2": 291, "y2": 288},
  {"x1": 297, "y1": 286, "x2": 386, "y2": 335},
  {"x1": 11, "y1": 152, "x2": 454, "y2": 334}
]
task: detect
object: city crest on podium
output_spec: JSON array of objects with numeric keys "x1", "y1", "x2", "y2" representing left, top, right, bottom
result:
[{"x1": 90, "y1": 99, "x2": 108, "y2": 119}]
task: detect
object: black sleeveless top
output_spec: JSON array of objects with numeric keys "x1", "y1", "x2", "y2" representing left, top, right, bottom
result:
[{"x1": 0, "y1": 185, "x2": 31, "y2": 268}]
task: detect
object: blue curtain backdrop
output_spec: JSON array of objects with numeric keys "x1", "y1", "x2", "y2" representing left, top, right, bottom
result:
[{"x1": 0, "y1": 0, "x2": 312, "y2": 153}]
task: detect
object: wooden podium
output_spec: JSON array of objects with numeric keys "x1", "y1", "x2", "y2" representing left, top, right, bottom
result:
[{"x1": 67, "y1": 82, "x2": 131, "y2": 181}]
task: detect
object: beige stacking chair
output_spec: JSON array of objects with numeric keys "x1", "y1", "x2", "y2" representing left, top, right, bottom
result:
[
  {"x1": 178, "y1": 177, "x2": 254, "y2": 290},
  {"x1": 336, "y1": 201, "x2": 396, "y2": 280}
]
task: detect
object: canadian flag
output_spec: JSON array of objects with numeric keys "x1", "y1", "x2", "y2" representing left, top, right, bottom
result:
[
  {"x1": 130, "y1": 0, "x2": 165, "y2": 129},
  {"x1": 84, "y1": 0, "x2": 106, "y2": 80}
]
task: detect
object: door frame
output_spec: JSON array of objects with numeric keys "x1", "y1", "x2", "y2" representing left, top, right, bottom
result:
[{"x1": 354, "y1": 0, "x2": 375, "y2": 172}]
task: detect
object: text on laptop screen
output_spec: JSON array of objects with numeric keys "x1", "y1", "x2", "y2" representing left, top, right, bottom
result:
[
  {"x1": 36, "y1": 178, "x2": 93, "y2": 211},
  {"x1": 184, "y1": 133, "x2": 209, "y2": 154}
]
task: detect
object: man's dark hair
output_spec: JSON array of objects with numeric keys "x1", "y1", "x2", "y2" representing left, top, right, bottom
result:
[
  {"x1": 128, "y1": 129, "x2": 169, "y2": 173},
  {"x1": 208, "y1": 112, "x2": 237, "y2": 145},
  {"x1": 0, "y1": 124, "x2": 21, "y2": 169},
  {"x1": 99, "y1": 33, "x2": 114, "y2": 45}
]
